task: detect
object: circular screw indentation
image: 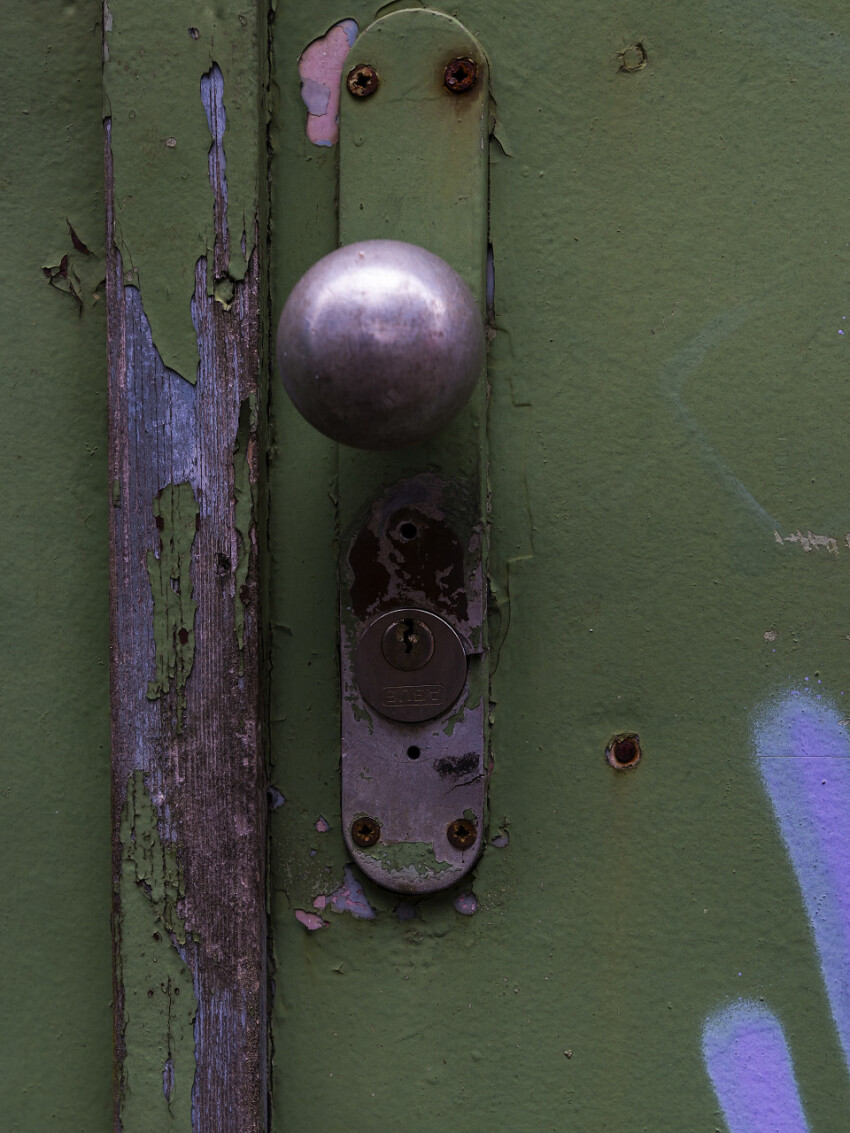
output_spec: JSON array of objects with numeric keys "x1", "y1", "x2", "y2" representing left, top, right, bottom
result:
[
  {"x1": 406, "y1": 745, "x2": 421, "y2": 760},
  {"x1": 447, "y1": 817, "x2": 477, "y2": 850},
  {"x1": 444, "y1": 56, "x2": 478, "y2": 93},
  {"x1": 347, "y1": 63, "x2": 379, "y2": 97},
  {"x1": 381, "y1": 617, "x2": 435, "y2": 672},
  {"x1": 351, "y1": 816, "x2": 381, "y2": 847},
  {"x1": 399, "y1": 521, "x2": 418, "y2": 540},
  {"x1": 606, "y1": 732, "x2": 642, "y2": 770}
]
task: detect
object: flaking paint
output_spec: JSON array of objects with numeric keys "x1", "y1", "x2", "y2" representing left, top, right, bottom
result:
[
  {"x1": 103, "y1": 1, "x2": 261, "y2": 380},
  {"x1": 146, "y1": 483, "x2": 199, "y2": 724},
  {"x1": 118, "y1": 772, "x2": 198, "y2": 1130}
]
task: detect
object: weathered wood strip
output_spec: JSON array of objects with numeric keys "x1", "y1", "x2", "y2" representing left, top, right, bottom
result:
[{"x1": 105, "y1": 7, "x2": 267, "y2": 1127}]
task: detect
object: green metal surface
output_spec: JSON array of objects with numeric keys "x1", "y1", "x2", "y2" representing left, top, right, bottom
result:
[
  {"x1": 270, "y1": 2, "x2": 850, "y2": 1130},
  {"x1": 1, "y1": 4, "x2": 112, "y2": 1128}
]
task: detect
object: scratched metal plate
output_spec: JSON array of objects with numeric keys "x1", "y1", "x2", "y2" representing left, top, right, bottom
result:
[
  {"x1": 340, "y1": 475, "x2": 487, "y2": 893},
  {"x1": 336, "y1": 9, "x2": 490, "y2": 894}
]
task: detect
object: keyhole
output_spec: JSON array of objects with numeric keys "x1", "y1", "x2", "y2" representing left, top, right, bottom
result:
[{"x1": 402, "y1": 618, "x2": 417, "y2": 653}]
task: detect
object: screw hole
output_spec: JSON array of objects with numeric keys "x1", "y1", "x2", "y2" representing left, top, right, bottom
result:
[
  {"x1": 406, "y1": 745, "x2": 421, "y2": 760},
  {"x1": 606, "y1": 732, "x2": 642, "y2": 769},
  {"x1": 399, "y1": 521, "x2": 418, "y2": 540}
]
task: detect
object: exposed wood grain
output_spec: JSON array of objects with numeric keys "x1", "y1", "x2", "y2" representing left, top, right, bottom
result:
[{"x1": 106, "y1": 81, "x2": 267, "y2": 1131}]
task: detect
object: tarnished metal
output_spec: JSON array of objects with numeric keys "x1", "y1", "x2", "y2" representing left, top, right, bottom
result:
[
  {"x1": 350, "y1": 817, "x2": 381, "y2": 847},
  {"x1": 447, "y1": 817, "x2": 477, "y2": 850},
  {"x1": 340, "y1": 475, "x2": 487, "y2": 894},
  {"x1": 355, "y1": 608, "x2": 467, "y2": 723},
  {"x1": 275, "y1": 240, "x2": 485, "y2": 450}
]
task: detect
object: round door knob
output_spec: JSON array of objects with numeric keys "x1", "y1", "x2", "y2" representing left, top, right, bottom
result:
[{"x1": 276, "y1": 239, "x2": 485, "y2": 450}]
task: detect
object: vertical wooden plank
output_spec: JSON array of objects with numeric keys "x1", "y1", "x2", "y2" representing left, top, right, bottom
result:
[{"x1": 104, "y1": 4, "x2": 268, "y2": 1129}]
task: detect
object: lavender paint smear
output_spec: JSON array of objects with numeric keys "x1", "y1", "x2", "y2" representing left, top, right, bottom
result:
[
  {"x1": 754, "y1": 691, "x2": 850, "y2": 1071},
  {"x1": 702, "y1": 1002, "x2": 810, "y2": 1133}
]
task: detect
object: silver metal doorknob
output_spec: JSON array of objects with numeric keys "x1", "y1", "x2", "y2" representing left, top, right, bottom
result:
[{"x1": 276, "y1": 239, "x2": 485, "y2": 450}]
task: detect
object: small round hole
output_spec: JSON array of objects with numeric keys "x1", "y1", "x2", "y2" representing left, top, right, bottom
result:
[
  {"x1": 399, "y1": 522, "x2": 418, "y2": 540},
  {"x1": 407, "y1": 745, "x2": 421, "y2": 760},
  {"x1": 606, "y1": 732, "x2": 642, "y2": 769}
]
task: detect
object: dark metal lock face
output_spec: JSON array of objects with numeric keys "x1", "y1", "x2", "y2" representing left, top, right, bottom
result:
[{"x1": 354, "y1": 608, "x2": 467, "y2": 723}]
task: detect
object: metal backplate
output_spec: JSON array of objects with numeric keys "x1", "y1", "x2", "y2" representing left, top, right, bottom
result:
[
  {"x1": 337, "y1": 9, "x2": 489, "y2": 895},
  {"x1": 340, "y1": 476, "x2": 487, "y2": 893}
]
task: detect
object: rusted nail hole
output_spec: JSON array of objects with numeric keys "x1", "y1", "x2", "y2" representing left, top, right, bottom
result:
[
  {"x1": 351, "y1": 816, "x2": 381, "y2": 847},
  {"x1": 447, "y1": 817, "x2": 477, "y2": 850},
  {"x1": 173, "y1": 987, "x2": 180, "y2": 996},
  {"x1": 606, "y1": 732, "x2": 642, "y2": 770},
  {"x1": 406, "y1": 745, "x2": 421, "y2": 760},
  {"x1": 399, "y1": 521, "x2": 418, "y2": 540},
  {"x1": 347, "y1": 63, "x2": 379, "y2": 98},
  {"x1": 444, "y1": 56, "x2": 477, "y2": 93},
  {"x1": 147, "y1": 989, "x2": 155, "y2": 998}
]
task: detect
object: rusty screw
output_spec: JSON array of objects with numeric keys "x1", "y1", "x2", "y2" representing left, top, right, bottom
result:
[
  {"x1": 347, "y1": 63, "x2": 379, "y2": 98},
  {"x1": 605, "y1": 733, "x2": 642, "y2": 770},
  {"x1": 447, "y1": 817, "x2": 477, "y2": 850},
  {"x1": 444, "y1": 57, "x2": 478, "y2": 93},
  {"x1": 351, "y1": 816, "x2": 381, "y2": 847}
]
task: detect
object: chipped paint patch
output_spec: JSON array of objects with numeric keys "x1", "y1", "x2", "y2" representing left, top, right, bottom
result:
[
  {"x1": 453, "y1": 892, "x2": 478, "y2": 916},
  {"x1": 360, "y1": 839, "x2": 454, "y2": 882},
  {"x1": 295, "y1": 910, "x2": 327, "y2": 931},
  {"x1": 118, "y1": 771, "x2": 197, "y2": 1129},
  {"x1": 299, "y1": 21, "x2": 358, "y2": 147},
  {"x1": 146, "y1": 483, "x2": 198, "y2": 725},
  {"x1": 702, "y1": 1002, "x2": 809, "y2": 1133},
  {"x1": 329, "y1": 866, "x2": 376, "y2": 919}
]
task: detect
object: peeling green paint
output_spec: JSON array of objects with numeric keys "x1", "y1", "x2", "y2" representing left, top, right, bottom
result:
[
  {"x1": 233, "y1": 397, "x2": 256, "y2": 652},
  {"x1": 360, "y1": 839, "x2": 454, "y2": 880},
  {"x1": 103, "y1": 1, "x2": 261, "y2": 380},
  {"x1": 42, "y1": 221, "x2": 105, "y2": 311},
  {"x1": 146, "y1": 483, "x2": 198, "y2": 723},
  {"x1": 118, "y1": 771, "x2": 197, "y2": 1129}
]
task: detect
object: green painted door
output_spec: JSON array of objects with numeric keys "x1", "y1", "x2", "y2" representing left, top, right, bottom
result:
[{"x1": 269, "y1": 3, "x2": 850, "y2": 1130}]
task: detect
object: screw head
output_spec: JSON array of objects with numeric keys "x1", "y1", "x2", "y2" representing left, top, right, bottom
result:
[
  {"x1": 351, "y1": 816, "x2": 381, "y2": 847},
  {"x1": 347, "y1": 63, "x2": 379, "y2": 98},
  {"x1": 447, "y1": 817, "x2": 477, "y2": 850},
  {"x1": 444, "y1": 57, "x2": 478, "y2": 93},
  {"x1": 381, "y1": 616, "x2": 435, "y2": 672}
]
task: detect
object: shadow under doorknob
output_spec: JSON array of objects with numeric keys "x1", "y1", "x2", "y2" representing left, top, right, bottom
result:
[{"x1": 275, "y1": 239, "x2": 485, "y2": 450}]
